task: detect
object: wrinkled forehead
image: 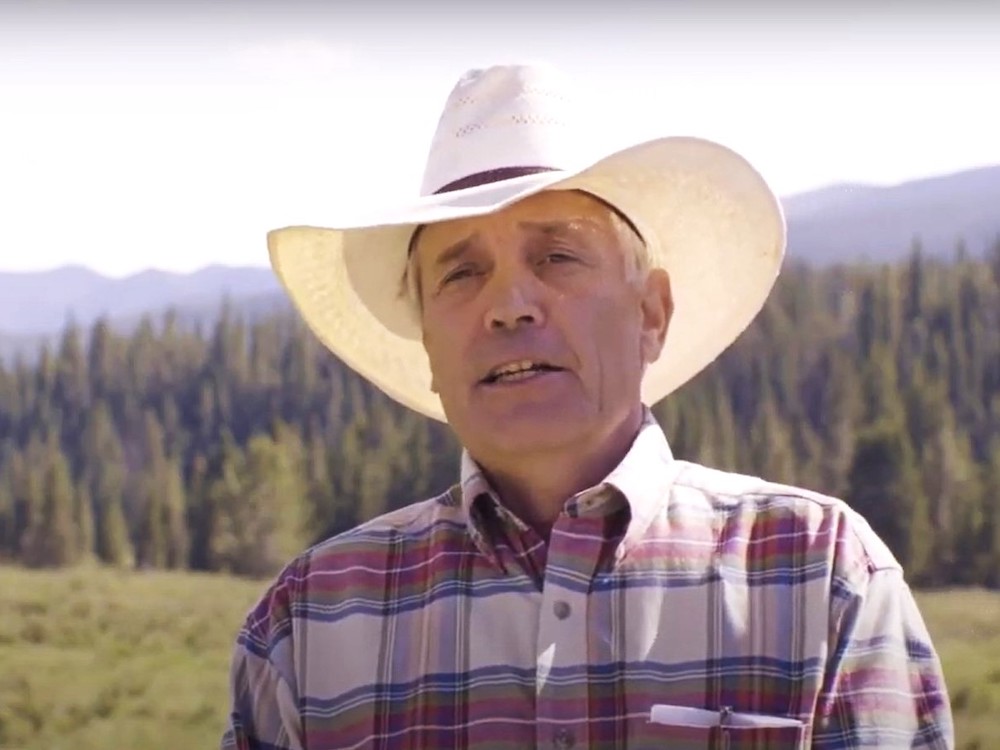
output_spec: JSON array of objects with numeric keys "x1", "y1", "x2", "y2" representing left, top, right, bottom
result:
[{"x1": 410, "y1": 189, "x2": 626, "y2": 260}]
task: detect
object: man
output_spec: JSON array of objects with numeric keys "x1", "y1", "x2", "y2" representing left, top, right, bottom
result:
[{"x1": 223, "y1": 64, "x2": 953, "y2": 749}]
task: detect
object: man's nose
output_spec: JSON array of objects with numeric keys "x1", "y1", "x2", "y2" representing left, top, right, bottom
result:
[{"x1": 483, "y1": 270, "x2": 546, "y2": 332}]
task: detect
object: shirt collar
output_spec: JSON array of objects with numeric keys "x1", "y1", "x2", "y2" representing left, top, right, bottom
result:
[
  {"x1": 601, "y1": 407, "x2": 681, "y2": 560},
  {"x1": 457, "y1": 447, "x2": 530, "y2": 569},
  {"x1": 458, "y1": 407, "x2": 679, "y2": 563}
]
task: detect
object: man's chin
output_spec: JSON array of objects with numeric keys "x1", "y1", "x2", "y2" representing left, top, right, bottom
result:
[{"x1": 464, "y1": 408, "x2": 588, "y2": 454}]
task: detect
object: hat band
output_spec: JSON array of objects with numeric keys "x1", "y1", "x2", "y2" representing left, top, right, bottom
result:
[
  {"x1": 432, "y1": 166, "x2": 558, "y2": 194},
  {"x1": 426, "y1": 165, "x2": 646, "y2": 249}
]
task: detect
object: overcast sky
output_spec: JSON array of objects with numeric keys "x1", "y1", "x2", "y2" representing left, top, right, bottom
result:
[{"x1": 2, "y1": 0, "x2": 999, "y2": 277}]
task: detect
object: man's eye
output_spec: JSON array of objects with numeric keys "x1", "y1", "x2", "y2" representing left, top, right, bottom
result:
[
  {"x1": 542, "y1": 251, "x2": 577, "y2": 264},
  {"x1": 441, "y1": 266, "x2": 478, "y2": 285}
]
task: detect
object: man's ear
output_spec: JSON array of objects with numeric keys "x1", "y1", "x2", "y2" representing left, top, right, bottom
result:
[{"x1": 639, "y1": 268, "x2": 673, "y2": 365}]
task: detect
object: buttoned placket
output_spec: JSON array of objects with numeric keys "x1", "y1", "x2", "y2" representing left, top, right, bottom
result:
[
  {"x1": 468, "y1": 480, "x2": 630, "y2": 749},
  {"x1": 533, "y1": 504, "x2": 613, "y2": 750}
]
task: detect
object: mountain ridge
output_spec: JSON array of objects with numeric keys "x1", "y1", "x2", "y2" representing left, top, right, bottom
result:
[{"x1": 2, "y1": 163, "x2": 999, "y2": 346}]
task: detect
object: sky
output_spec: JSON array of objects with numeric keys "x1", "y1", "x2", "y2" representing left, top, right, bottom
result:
[{"x1": 1, "y1": 0, "x2": 999, "y2": 278}]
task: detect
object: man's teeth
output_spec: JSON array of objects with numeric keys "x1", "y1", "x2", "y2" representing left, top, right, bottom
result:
[
  {"x1": 494, "y1": 360, "x2": 538, "y2": 377},
  {"x1": 495, "y1": 369, "x2": 538, "y2": 382},
  {"x1": 489, "y1": 360, "x2": 554, "y2": 382}
]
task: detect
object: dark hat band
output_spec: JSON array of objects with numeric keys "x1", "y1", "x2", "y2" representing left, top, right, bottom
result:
[{"x1": 432, "y1": 166, "x2": 558, "y2": 194}]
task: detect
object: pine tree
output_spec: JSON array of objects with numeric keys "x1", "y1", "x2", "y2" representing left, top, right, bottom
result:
[
  {"x1": 406, "y1": 414, "x2": 437, "y2": 504},
  {"x1": 87, "y1": 317, "x2": 121, "y2": 403},
  {"x1": 21, "y1": 441, "x2": 80, "y2": 567},
  {"x1": 707, "y1": 375, "x2": 741, "y2": 473},
  {"x1": 126, "y1": 316, "x2": 159, "y2": 402},
  {"x1": 54, "y1": 320, "x2": 90, "y2": 446},
  {"x1": 847, "y1": 418, "x2": 933, "y2": 583},
  {"x1": 81, "y1": 402, "x2": 134, "y2": 567},
  {"x1": 8, "y1": 437, "x2": 44, "y2": 561},
  {"x1": 0, "y1": 466, "x2": 14, "y2": 560},
  {"x1": 0, "y1": 368, "x2": 18, "y2": 439},
  {"x1": 748, "y1": 389, "x2": 797, "y2": 485},
  {"x1": 303, "y1": 418, "x2": 334, "y2": 539},
  {"x1": 903, "y1": 241, "x2": 927, "y2": 324},
  {"x1": 811, "y1": 347, "x2": 861, "y2": 499},
  {"x1": 186, "y1": 451, "x2": 215, "y2": 571},
  {"x1": 134, "y1": 410, "x2": 170, "y2": 568},
  {"x1": 163, "y1": 457, "x2": 190, "y2": 569},
  {"x1": 208, "y1": 430, "x2": 309, "y2": 577},
  {"x1": 979, "y1": 437, "x2": 1000, "y2": 587},
  {"x1": 100, "y1": 492, "x2": 134, "y2": 569},
  {"x1": 859, "y1": 343, "x2": 903, "y2": 428},
  {"x1": 162, "y1": 396, "x2": 184, "y2": 462},
  {"x1": 74, "y1": 483, "x2": 96, "y2": 562}
]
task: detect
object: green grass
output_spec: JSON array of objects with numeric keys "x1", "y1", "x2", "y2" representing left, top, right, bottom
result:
[
  {"x1": 0, "y1": 565, "x2": 994, "y2": 749},
  {"x1": 914, "y1": 589, "x2": 1000, "y2": 749},
  {"x1": 0, "y1": 564, "x2": 263, "y2": 750}
]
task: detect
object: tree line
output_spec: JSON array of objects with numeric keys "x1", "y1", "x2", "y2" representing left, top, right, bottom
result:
[{"x1": 1, "y1": 242, "x2": 999, "y2": 585}]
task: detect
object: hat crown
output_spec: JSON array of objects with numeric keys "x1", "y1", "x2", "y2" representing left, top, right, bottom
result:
[{"x1": 420, "y1": 64, "x2": 593, "y2": 195}]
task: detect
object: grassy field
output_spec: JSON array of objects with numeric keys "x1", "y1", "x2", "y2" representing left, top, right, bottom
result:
[
  {"x1": 0, "y1": 565, "x2": 263, "y2": 750},
  {"x1": 0, "y1": 565, "x2": 995, "y2": 749}
]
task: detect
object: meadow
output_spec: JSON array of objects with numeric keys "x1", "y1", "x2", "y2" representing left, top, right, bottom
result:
[{"x1": 0, "y1": 565, "x2": 995, "y2": 749}]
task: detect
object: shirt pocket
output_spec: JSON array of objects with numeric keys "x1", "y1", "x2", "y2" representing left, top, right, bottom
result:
[{"x1": 639, "y1": 704, "x2": 808, "y2": 750}]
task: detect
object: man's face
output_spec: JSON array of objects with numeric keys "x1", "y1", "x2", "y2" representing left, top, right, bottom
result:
[{"x1": 415, "y1": 190, "x2": 672, "y2": 460}]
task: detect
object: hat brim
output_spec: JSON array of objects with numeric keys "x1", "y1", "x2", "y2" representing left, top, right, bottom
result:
[{"x1": 268, "y1": 136, "x2": 786, "y2": 423}]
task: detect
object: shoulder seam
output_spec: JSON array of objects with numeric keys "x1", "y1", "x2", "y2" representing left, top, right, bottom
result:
[{"x1": 672, "y1": 463, "x2": 845, "y2": 508}]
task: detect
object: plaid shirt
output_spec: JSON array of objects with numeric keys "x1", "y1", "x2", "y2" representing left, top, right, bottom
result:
[{"x1": 222, "y1": 410, "x2": 953, "y2": 749}]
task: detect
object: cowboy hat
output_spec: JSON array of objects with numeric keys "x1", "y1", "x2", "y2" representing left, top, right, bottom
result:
[{"x1": 267, "y1": 63, "x2": 786, "y2": 423}]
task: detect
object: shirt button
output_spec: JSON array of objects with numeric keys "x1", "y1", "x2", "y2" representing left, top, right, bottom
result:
[
  {"x1": 553, "y1": 728, "x2": 575, "y2": 748},
  {"x1": 553, "y1": 600, "x2": 572, "y2": 620}
]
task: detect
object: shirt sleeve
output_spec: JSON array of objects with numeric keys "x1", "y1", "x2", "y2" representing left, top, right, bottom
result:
[
  {"x1": 220, "y1": 569, "x2": 305, "y2": 750},
  {"x1": 812, "y1": 518, "x2": 954, "y2": 748}
]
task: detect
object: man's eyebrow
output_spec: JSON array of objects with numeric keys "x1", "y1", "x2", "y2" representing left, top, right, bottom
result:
[
  {"x1": 425, "y1": 217, "x2": 599, "y2": 271},
  {"x1": 431, "y1": 236, "x2": 476, "y2": 270}
]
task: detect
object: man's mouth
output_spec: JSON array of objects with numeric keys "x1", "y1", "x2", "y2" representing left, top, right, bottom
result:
[{"x1": 481, "y1": 360, "x2": 564, "y2": 384}]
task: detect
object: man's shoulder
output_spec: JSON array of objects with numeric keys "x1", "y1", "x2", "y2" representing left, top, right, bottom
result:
[
  {"x1": 306, "y1": 484, "x2": 465, "y2": 560},
  {"x1": 669, "y1": 460, "x2": 845, "y2": 525},
  {"x1": 672, "y1": 460, "x2": 838, "y2": 508},
  {"x1": 670, "y1": 460, "x2": 901, "y2": 574},
  {"x1": 237, "y1": 486, "x2": 465, "y2": 636}
]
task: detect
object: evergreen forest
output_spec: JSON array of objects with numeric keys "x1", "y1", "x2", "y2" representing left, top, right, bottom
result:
[{"x1": 2, "y1": 243, "x2": 999, "y2": 587}]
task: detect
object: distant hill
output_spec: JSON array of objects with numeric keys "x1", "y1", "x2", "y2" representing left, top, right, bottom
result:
[
  {"x1": 782, "y1": 165, "x2": 1000, "y2": 264},
  {"x1": 0, "y1": 292, "x2": 292, "y2": 364},
  {"x1": 0, "y1": 266, "x2": 287, "y2": 363},
  {"x1": 0, "y1": 163, "x2": 998, "y2": 355},
  {"x1": 0, "y1": 264, "x2": 281, "y2": 337}
]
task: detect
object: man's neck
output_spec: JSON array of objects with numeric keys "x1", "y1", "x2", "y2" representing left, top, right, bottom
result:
[{"x1": 476, "y1": 409, "x2": 644, "y2": 541}]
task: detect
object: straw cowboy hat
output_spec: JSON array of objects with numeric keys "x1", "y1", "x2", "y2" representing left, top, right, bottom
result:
[{"x1": 268, "y1": 63, "x2": 786, "y2": 423}]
